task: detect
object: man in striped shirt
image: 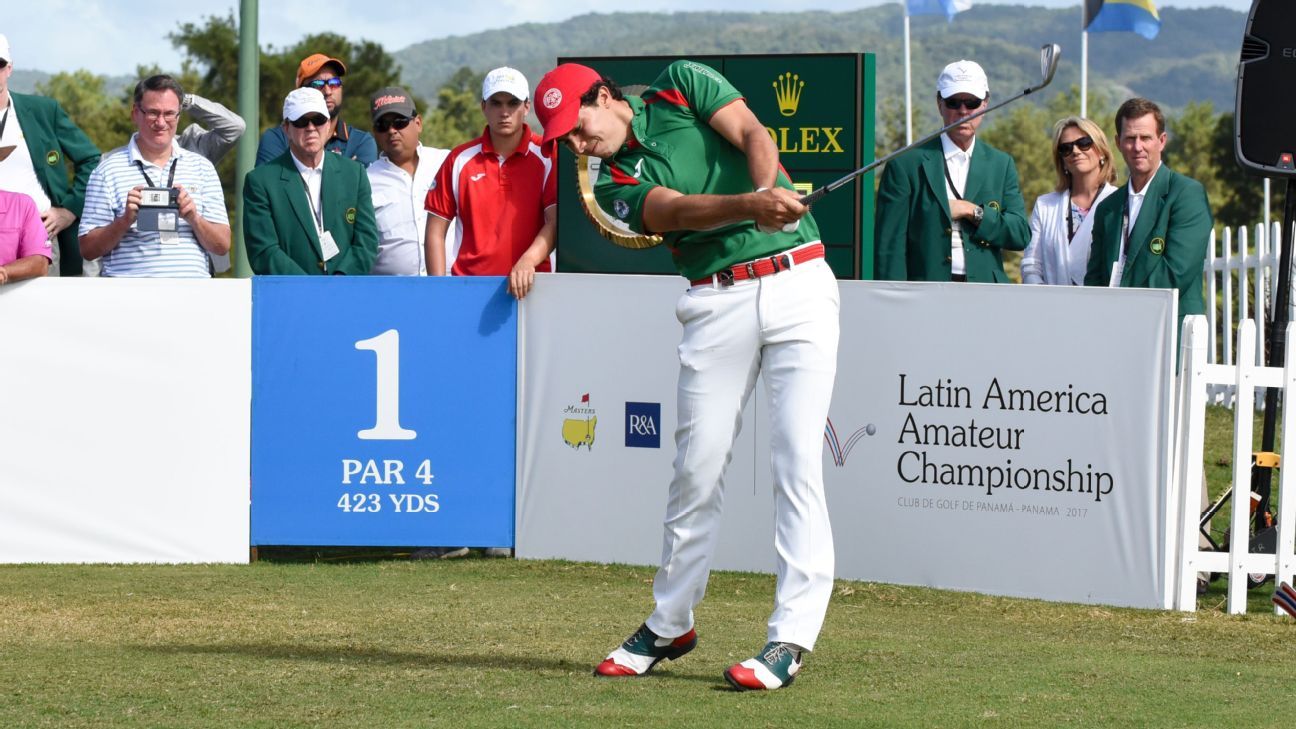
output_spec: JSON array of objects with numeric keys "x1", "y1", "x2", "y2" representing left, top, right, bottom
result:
[{"x1": 79, "y1": 75, "x2": 230, "y2": 278}]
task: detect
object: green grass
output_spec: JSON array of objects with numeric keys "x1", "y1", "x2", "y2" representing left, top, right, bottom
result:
[
  {"x1": 0, "y1": 404, "x2": 1285, "y2": 727},
  {"x1": 3, "y1": 556, "x2": 1296, "y2": 728}
]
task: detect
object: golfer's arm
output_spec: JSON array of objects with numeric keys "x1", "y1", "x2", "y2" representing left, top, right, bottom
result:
[
  {"x1": 642, "y1": 186, "x2": 761, "y2": 233},
  {"x1": 708, "y1": 99, "x2": 780, "y2": 190}
]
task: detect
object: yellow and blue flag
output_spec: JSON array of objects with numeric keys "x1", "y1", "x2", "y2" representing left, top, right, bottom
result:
[
  {"x1": 1084, "y1": 0, "x2": 1160, "y2": 40},
  {"x1": 906, "y1": 0, "x2": 973, "y2": 22}
]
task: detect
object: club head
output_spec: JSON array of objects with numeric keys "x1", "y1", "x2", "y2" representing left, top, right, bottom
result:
[{"x1": 1038, "y1": 43, "x2": 1061, "y2": 90}]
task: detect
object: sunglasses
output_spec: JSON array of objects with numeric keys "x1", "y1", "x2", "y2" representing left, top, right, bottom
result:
[
  {"x1": 374, "y1": 116, "x2": 413, "y2": 133},
  {"x1": 290, "y1": 114, "x2": 329, "y2": 129},
  {"x1": 304, "y1": 77, "x2": 343, "y2": 90},
  {"x1": 1058, "y1": 136, "x2": 1095, "y2": 156},
  {"x1": 943, "y1": 97, "x2": 983, "y2": 111}
]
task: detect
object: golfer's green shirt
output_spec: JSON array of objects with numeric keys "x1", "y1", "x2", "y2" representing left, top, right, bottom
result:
[{"x1": 594, "y1": 60, "x2": 820, "y2": 281}]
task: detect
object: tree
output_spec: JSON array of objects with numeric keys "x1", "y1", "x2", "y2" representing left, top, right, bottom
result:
[
  {"x1": 422, "y1": 67, "x2": 486, "y2": 150},
  {"x1": 35, "y1": 70, "x2": 133, "y2": 155}
]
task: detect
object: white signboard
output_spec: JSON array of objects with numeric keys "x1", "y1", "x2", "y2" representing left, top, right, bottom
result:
[
  {"x1": 0, "y1": 279, "x2": 251, "y2": 563},
  {"x1": 517, "y1": 275, "x2": 1175, "y2": 609}
]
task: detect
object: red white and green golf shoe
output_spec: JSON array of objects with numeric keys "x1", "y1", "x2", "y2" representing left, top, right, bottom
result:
[
  {"x1": 723, "y1": 642, "x2": 803, "y2": 690},
  {"x1": 594, "y1": 623, "x2": 698, "y2": 677}
]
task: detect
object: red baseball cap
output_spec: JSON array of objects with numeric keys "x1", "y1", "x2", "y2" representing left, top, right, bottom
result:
[{"x1": 535, "y1": 63, "x2": 603, "y2": 154}]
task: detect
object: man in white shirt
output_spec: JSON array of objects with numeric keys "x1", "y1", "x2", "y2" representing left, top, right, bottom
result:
[{"x1": 365, "y1": 86, "x2": 458, "y2": 275}]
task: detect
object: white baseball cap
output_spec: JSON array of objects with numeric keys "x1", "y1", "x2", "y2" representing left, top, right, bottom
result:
[
  {"x1": 283, "y1": 87, "x2": 329, "y2": 121},
  {"x1": 0, "y1": 35, "x2": 11, "y2": 64},
  {"x1": 482, "y1": 66, "x2": 530, "y2": 102},
  {"x1": 937, "y1": 60, "x2": 989, "y2": 100}
]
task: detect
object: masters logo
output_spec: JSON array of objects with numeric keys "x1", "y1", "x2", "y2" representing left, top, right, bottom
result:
[{"x1": 561, "y1": 393, "x2": 598, "y2": 450}]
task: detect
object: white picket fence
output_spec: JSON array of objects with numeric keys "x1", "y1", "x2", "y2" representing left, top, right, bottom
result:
[
  {"x1": 1175, "y1": 317, "x2": 1296, "y2": 614},
  {"x1": 1204, "y1": 222, "x2": 1290, "y2": 408}
]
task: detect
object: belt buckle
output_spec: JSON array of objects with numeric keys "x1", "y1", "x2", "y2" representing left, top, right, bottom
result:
[{"x1": 716, "y1": 268, "x2": 735, "y2": 287}]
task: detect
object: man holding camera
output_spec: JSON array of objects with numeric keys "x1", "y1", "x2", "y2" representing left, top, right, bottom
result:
[{"x1": 79, "y1": 75, "x2": 230, "y2": 278}]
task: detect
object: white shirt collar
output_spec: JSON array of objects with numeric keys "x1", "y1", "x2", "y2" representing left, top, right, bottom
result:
[
  {"x1": 1128, "y1": 162, "x2": 1162, "y2": 197},
  {"x1": 127, "y1": 134, "x2": 185, "y2": 168},
  {"x1": 940, "y1": 133, "x2": 975, "y2": 161},
  {"x1": 290, "y1": 149, "x2": 326, "y2": 175}
]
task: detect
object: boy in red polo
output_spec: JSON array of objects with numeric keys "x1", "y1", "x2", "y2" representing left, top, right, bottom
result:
[{"x1": 424, "y1": 66, "x2": 556, "y2": 300}]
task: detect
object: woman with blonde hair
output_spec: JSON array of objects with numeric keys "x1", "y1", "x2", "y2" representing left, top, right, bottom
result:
[{"x1": 1021, "y1": 116, "x2": 1118, "y2": 285}]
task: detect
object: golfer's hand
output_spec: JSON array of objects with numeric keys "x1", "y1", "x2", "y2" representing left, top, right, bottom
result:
[{"x1": 752, "y1": 187, "x2": 806, "y2": 233}]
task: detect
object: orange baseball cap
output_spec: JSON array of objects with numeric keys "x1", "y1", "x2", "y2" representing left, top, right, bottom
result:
[{"x1": 296, "y1": 53, "x2": 347, "y2": 87}]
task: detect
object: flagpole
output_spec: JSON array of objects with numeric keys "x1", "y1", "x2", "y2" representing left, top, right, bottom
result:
[
  {"x1": 904, "y1": 8, "x2": 913, "y2": 144},
  {"x1": 1081, "y1": 30, "x2": 1088, "y2": 118}
]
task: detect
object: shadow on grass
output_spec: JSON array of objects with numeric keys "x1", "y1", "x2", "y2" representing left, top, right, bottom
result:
[{"x1": 136, "y1": 642, "x2": 719, "y2": 685}]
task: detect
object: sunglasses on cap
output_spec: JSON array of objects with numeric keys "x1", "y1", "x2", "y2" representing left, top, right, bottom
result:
[
  {"x1": 943, "y1": 96, "x2": 983, "y2": 111},
  {"x1": 304, "y1": 77, "x2": 343, "y2": 90},
  {"x1": 374, "y1": 116, "x2": 413, "y2": 133},
  {"x1": 1058, "y1": 136, "x2": 1095, "y2": 156},
  {"x1": 290, "y1": 114, "x2": 329, "y2": 129}
]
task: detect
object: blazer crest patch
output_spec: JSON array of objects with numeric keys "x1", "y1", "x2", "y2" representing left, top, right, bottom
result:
[
  {"x1": 345, "y1": 207, "x2": 357, "y2": 225},
  {"x1": 46, "y1": 150, "x2": 61, "y2": 165},
  {"x1": 1150, "y1": 237, "x2": 1165, "y2": 255},
  {"x1": 986, "y1": 200, "x2": 1001, "y2": 211}
]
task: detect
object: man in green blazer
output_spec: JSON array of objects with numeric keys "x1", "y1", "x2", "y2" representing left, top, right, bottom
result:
[
  {"x1": 0, "y1": 35, "x2": 101, "y2": 276},
  {"x1": 243, "y1": 87, "x2": 377, "y2": 275},
  {"x1": 875, "y1": 60, "x2": 1029, "y2": 283},
  {"x1": 1085, "y1": 97, "x2": 1212, "y2": 328}
]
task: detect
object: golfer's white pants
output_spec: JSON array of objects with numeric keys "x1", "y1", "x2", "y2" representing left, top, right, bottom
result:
[{"x1": 645, "y1": 256, "x2": 839, "y2": 652}]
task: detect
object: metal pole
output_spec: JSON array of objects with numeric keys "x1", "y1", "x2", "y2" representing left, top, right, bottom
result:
[
  {"x1": 1255, "y1": 178, "x2": 1296, "y2": 523},
  {"x1": 1081, "y1": 30, "x2": 1088, "y2": 118},
  {"x1": 233, "y1": 0, "x2": 259, "y2": 278},
  {"x1": 904, "y1": 11, "x2": 913, "y2": 144}
]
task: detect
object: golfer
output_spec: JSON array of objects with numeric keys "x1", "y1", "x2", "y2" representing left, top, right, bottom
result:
[{"x1": 535, "y1": 60, "x2": 839, "y2": 691}]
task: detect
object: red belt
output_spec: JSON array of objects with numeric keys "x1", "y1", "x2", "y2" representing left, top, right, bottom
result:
[{"x1": 690, "y1": 243, "x2": 824, "y2": 288}]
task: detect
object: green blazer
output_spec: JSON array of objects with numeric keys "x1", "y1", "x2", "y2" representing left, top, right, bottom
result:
[
  {"x1": 874, "y1": 137, "x2": 1029, "y2": 283},
  {"x1": 1084, "y1": 165, "x2": 1212, "y2": 323},
  {"x1": 242, "y1": 151, "x2": 378, "y2": 275},
  {"x1": 11, "y1": 92, "x2": 101, "y2": 276}
]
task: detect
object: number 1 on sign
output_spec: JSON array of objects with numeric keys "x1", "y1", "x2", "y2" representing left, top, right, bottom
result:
[{"x1": 355, "y1": 329, "x2": 417, "y2": 440}]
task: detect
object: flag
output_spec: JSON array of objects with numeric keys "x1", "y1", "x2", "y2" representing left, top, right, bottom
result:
[
  {"x1": 581, "y1": 393, "x2": 589, "y2": 403},
  {"x1": 1084, "y1": 0, "x2": 1160, "y2": 40},
  {"x1": 905, "y1": 0, "x2": 972, "y2": 21}
]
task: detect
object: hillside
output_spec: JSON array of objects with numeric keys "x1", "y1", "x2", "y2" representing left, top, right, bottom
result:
[{"x1": 395, "y1": 5, "x2": 1246, "y2": 118}]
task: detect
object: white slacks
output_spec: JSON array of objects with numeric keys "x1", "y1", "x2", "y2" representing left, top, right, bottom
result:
[{"x1": 645, "y1": 256, "x2": 839, "y2": 651}]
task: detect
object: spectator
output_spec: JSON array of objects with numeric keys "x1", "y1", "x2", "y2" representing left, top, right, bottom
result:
[
  {"x1": 177, "y1": 92, "x2": 246, "y2": 164},
  {"x1": 0, "y1": 33, "x2": 100, "y2": 277},
  {"x1": 1021, "y1": 117, "x2": 1118, "y2": 286},
  {"x1": 255, "y1": 53, "x2": 376, "y2": 168},
  {"x1": 874, "y1": 60, "x2": 1029, "y2": 283},
  {"x1": 366, "y1": 86, "x2": 459, "y2": 275},
  {"x1": 242, "y1": 87, "x2": 377, "y2": 275},
  {"x1": 425, "y1": 66, "x2": 555, "y2": 300},
  {"x1": 0, "y1": 189, "x2": 51, "y2": 284},
  {"x1": 78, "y1": 75, "x2": 230, "y2": 278},
  {"x1": 1085, "y1": 97, "x2": 1213, "y2": 332}
]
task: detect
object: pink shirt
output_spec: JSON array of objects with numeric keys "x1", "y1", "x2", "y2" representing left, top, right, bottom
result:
[{"x1": 0, "y1": 190, "x2": 52, "y2": 266}]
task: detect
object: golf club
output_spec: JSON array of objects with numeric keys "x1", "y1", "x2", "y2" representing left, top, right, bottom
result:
[{"x1": 799, "y1": 43, "x2": 1062, "y2": 208}]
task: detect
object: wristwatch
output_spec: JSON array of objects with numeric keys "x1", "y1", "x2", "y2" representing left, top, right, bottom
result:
[
  {"x1": 971, "y1": 205, "x2": 984, "y2": 225},
  {"x1": 181, "y1": 94, "x2": 194, "y2": 111}
]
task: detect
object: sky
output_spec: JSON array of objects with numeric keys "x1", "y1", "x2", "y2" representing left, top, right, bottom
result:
[{"x1": 7, "y1": 0, "x2": 1253, "y2": 76}]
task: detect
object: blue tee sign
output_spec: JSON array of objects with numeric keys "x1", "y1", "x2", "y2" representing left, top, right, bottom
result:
[{"x1": 251, "y1": 276, "x2": 517, "y2": 547}]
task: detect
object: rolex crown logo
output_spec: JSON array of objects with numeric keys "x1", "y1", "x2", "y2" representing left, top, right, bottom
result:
[{"x1": 773, "y1": 72, "x2": 804, "y2": 117}]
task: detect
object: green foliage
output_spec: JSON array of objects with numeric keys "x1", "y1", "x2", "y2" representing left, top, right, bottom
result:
[
  {"x1": 421, "y1": 67, "x2": 485, "y2": 150},
  {"x1": 34, "y1": 70, "x2": 133, "y2": 154}
]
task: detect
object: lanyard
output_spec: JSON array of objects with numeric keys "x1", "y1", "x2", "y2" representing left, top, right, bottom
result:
[
  {"x1": 0, "y1": 106, "x2": 9, "y2": 141},
  {"x1": 942, "y1": 157, "x2": 965, "y2": 201},
  {"x1": 300, "y1": 173, "x2": 324, "y2": 233},
  {"x1": 136, "y1": 159, "x2": 177, "y2": 188}
]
